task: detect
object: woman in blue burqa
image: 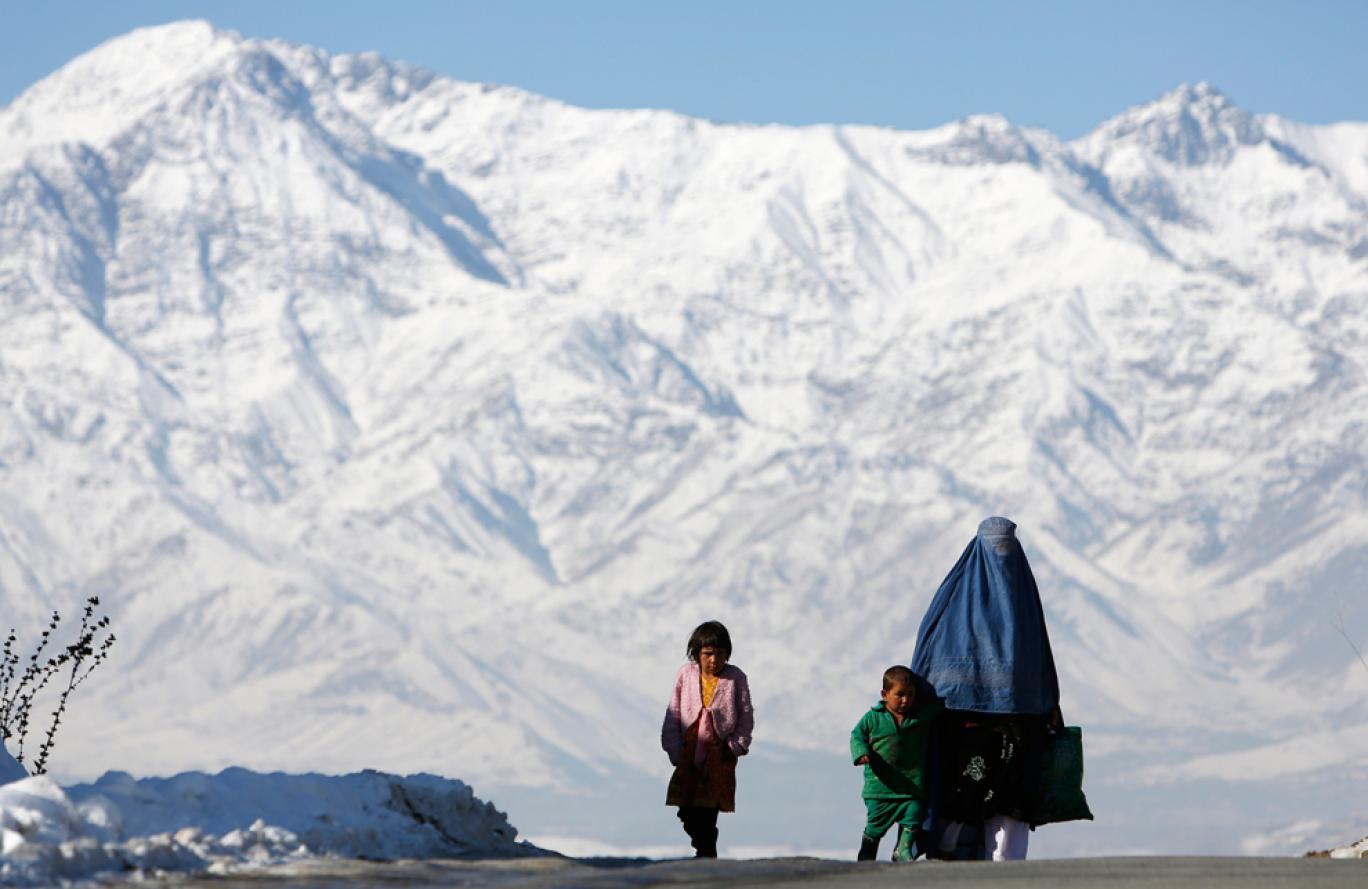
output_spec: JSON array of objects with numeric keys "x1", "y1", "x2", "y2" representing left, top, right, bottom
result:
[{"x1": 911, "y1": 516, "x2": 1060, "y2": 861}]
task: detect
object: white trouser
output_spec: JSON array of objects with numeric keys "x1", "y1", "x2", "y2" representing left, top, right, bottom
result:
[{"x1": 983, "y1": 814, "x2": 1029, "y2": 860}]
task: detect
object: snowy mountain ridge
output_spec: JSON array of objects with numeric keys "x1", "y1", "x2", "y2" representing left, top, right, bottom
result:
[{"x1": 2, "y1": 20, "x2": 1366, "y2": 855}]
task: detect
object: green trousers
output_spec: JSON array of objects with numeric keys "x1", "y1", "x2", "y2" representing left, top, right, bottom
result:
[{"x1": 862, "y1": 797, "x2": 924, "y2": 841}]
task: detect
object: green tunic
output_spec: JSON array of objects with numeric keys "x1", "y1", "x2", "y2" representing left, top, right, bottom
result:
[{"x1": 850, "y1": 698, "x2": 942, "y2": 800}]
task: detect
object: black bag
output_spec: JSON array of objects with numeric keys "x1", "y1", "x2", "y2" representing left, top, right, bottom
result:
[{"x1": 1028, "y1": 725, "x2": 1094, "y2": 826}]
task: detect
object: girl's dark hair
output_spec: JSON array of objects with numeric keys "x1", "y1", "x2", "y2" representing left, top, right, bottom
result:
[{"x1": 686, "y1": 621, "x2": 733, "y2": 663}]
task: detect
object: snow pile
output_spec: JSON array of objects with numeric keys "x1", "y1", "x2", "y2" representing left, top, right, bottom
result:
[
  {"x1": 1329, "y1": 836, "x2": 1368, "y2": 860},
  {"x1": 0, "y1": 768, "x2": 527, "y2": 884}
]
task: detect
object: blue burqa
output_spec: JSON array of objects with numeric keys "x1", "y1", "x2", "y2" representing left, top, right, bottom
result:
[{"x1": 911, "y1": 517, "x2": 1059, "y2": 715}]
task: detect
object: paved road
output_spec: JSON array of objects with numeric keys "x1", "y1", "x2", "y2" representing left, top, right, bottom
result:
[{"x1": 146, "y1": 855, "x2": 1368, "y2": 888}]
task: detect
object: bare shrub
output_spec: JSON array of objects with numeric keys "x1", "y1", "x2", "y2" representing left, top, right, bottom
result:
[{"x1": 1, "y1": 596, "x2": 116, "y2": 774}]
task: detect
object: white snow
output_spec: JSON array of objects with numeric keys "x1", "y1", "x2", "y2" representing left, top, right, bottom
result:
[
  {"x1": 1135, "y1": 721, "x2": 1368, "y2": 784},
  {"x1": 0, "y1": 19, "x2": 1366, "y2": 858},
  {"x1": 0, "y1": 767, "x2": 528, "y2": 885},
  {"x1": 1330, "y1": 836, "x2": 1368, "y2": 860},
  {"x1": 0, "y1": 747, "x2": 24, "y2": 786}
]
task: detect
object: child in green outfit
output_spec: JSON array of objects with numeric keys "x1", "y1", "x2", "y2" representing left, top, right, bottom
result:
[{"x1": 850, "y1": 665, "x2": 943, "y2": 862}]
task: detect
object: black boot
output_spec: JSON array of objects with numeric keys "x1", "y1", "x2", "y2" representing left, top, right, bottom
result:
[
  {"x1": 679, "y1": 807, "x2": 719, "y2": 858},
  {"x1": 858, "y1": 835, "x2": 880, "y2": 861},
  {"x1": 696, "y1": 826, "x2": 718, "y2": 859}
]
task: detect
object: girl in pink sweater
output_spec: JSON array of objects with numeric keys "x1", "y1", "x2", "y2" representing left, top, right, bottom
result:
[{"x1": 660, "y1": 620, "x2": 754, "y2": 858}]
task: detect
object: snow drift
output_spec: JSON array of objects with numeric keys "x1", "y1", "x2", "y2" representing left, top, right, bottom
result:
[{"x1": 0, "y1": 768, "x2": 527, "y2": 884}]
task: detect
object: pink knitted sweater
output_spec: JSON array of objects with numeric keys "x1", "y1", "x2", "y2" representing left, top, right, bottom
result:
[{"x1": 660, "y1": 662, "x2": 754, "y2": 766}]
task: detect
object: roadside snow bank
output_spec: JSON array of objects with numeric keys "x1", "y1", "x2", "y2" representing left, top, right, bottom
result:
[
  {"x1": 1, "y1": 768, "x2": 528, "y2": 884},
  {"x1": 1305, "y1": 833, "x2": 1368, "y2": 860}
]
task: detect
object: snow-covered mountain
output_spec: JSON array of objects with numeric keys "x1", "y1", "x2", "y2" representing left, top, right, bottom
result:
[{"x1": 2, "y1": 20, "x2": 1365, "y2": 856}]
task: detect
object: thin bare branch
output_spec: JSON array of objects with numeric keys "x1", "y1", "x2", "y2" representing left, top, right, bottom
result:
[{"x1": 1331, "y1": 608, "x2": 1368, "y2": 679}]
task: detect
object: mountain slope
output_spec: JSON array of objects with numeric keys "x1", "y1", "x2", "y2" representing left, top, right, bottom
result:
[{"x1": 1, "y1": 21, "x2": 1366, "y2": 855}]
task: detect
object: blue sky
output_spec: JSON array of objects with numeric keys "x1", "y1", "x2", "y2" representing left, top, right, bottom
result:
[{"x1": 2, "y1": 1, "x2": 1365, "y2": 138}]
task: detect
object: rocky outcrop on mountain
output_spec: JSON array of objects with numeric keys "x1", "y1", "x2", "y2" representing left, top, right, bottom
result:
[{"x1": 2, "y1": 20, "x2": 1366, "y2": 855}]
